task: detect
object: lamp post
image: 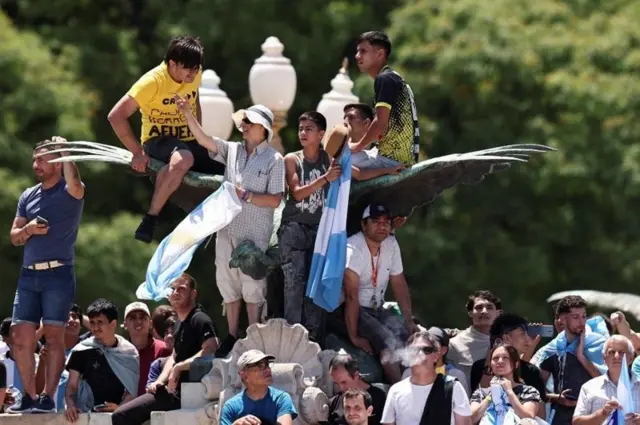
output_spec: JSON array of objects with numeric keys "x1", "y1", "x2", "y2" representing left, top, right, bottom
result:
[
  {"x1": 249, "y1": 36, "x2": 297, "y2": 154},
  {"x1": 317, "y1": 58, "x2": 360, "y2": 131},
  {"x1": 199, "y1": 69, "x2": 234, "y2": 139}
]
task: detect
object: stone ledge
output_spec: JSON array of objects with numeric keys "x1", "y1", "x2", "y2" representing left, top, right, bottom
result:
[
  {"x1": 0, "y1": 412, "x2": 113, "y2": 425},
  {"x1": 151, "y1": 408, "x2": 206, "y2": 425}
]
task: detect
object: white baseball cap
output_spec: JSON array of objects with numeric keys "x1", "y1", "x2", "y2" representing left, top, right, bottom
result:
[
  {"x1": 231, "y1": 105, "x2": 274, "y2": 143},
  {"x1": 124, "y1": 302, "x2": 150, "y2": 320},
  {"x1": 237, "y1": 349, "x2": 275, "y2": 370}
]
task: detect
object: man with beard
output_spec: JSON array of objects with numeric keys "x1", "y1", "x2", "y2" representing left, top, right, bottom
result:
[
  {"x1": 327, "y1": 203, "x2": 418, "y2": 384},
  {"x1": 122, "y1": 302, "x2": 172, "y2": 396},
  {"x1": 539, "y1": 296, "x2": 603, "y2": 425},
  {"x1": 111, "y1": 273, "x2": 219, "y2": 425},
  {"x1": 342, "y1": 389, "x2": 374, "y2": 425},
  {"x1": 8, "y1": 136, "x2": 85, "y2": 414}
]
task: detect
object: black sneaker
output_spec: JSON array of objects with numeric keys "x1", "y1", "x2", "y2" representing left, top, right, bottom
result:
[
  {"x1": 32, "y1": 394, "x2": 55, "y2": 414},
  {"x1": 134, "y1": 214, "x2": 157, "y2": 243},
  {"x1": 6, "y1": 394, "x2": 36, "y2": 414}
]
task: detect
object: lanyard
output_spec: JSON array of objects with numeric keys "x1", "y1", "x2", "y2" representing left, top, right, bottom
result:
[{"x1": 370, "y1": 247, "x2": 382, "y2": 288}]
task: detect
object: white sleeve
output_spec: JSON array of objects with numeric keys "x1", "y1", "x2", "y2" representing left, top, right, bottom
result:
[
  {"x1": 346, "y1": 242, "x2": 364, "y2": 276},
  {"x1": 452, "y1": 381, "x2": 471, "y2": 416},
  {"x1": 389, "y1": 238, "x2": 403, "y2": 276},
  {"x1": 380, "y1": 386, "x2": 397, "y2": 424},
  {"x1": 573, "y1": 384, "x2": 590, "y2": 418}
]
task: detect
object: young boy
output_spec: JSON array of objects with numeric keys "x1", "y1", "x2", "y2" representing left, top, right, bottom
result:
[{"x1": 279, "y1": 112, "x2": 339, "y2": 342}]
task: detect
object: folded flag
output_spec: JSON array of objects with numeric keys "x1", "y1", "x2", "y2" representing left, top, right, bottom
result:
[
  {"x1": 306, "y1": 147, "x2": 352, "y2": 312},
  {"x1": 136, "y1": 181, "x2": 242, "y2": 301}
]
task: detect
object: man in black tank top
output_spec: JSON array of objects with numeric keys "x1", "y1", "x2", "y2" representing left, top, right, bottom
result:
[{"x1": 278, "y1": 112, "x2": 340, "y2": 342}]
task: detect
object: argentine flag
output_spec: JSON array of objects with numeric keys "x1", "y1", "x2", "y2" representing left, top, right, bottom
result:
[
  {"x1": 136, "y1": 181, "x2": 242, "y2": 301},
  {"x1": 607, "y1": 354, "x2": 635, "y2": 425},
  {"x1": 306, "y1": 147, "x2": 352, "y2": 312}
]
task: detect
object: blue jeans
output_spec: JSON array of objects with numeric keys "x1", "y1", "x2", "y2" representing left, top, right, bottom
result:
[
  {"x1": 351, "y1": 147, "x2": 402, "y2": 169},
  {"x1": 12, "y1": 266, "x2": 76, "y2": 327}
]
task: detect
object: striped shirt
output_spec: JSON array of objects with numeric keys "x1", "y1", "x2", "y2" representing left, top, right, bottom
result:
[{"x1": 574, "y1": 374, "x2": 640, "y2": 424}]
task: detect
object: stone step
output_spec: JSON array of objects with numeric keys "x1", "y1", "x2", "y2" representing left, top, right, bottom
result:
[
  {"x1": 151, "y1": 408, "x2": 209, "y2": 425},
  {"x1": 180, "y1": 382, "x2": 207, "y2": 409},
  {"x1": 0, "y1": 412, "x2": 112, "y2": 425}
]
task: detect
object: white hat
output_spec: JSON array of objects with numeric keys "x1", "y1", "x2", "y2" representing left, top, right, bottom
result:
[
  {"x1": 124, "y1": 302, "x2": 150, "y2": 320},
  {"x1": 232, "y1": 105, "x2": 274, "y2": 143},
  {"x1": 237, "y1": 349, "x2": 275, "y2": 370}
]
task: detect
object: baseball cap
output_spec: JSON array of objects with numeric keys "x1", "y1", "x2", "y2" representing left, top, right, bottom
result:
[
  {"x1": 428, "y1": 326, "x2": 450, "y2": 347},
  {"x1": 362, "y1": 203, "x2": 391, "y2": 220},
  {"x1": 124, "y1": 302, "x2": 150, "y2": 320},
  {"x1": 237, "y1": 349, "x2": 275, "y2": 370}
]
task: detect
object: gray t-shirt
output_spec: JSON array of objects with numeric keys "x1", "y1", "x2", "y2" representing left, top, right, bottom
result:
[
  {"x1": 16, "y1": 178, "x2": 84, "y2": 266},
  {"x1": 281, "y1": 150, "x2": 330, "y2": 227}
]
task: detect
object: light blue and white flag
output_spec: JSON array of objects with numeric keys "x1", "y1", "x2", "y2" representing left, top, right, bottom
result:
[
  {"x1": 632, "y1": 355, "x2": 640, "y2": 379},
  {"x1": 136, "y1": 181, "x2": 242, "y2": 301},
  {"x1": 306, "y1": 148, "x2": 352, "y2": 312},
  {"x1": 606, "y1": 354, "x2": 635, "y2": 425}
]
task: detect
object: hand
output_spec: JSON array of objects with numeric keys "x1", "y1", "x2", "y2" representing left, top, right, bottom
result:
[
  {"x1": 612, "y1": 311, "x2": 632, "y2": 335},
  {"x1": 405, "y1": 319, "x2": 420, "y2": 335},
  {"x1": 51, "y1": 136, "x2": 69, "y2": 156},
  {"x1": 324, "y1": 159, "x2": 341, "y2": 182},
  {"x1": 167, "y1": 363, "x2": 183, "y2": 393},
  {"x1": 65, "y1": 404, "x2": 80, "y2": 423},
  {"x1": 233, "y1": 415, "x2": 262, "y2": 425},
  {"x1": 94, "y1": 402, "x2": 119, "y2": 412},
  {"x1": 131, "y1": 152, "x2": 150, "y2": 173},
  {"x1": 349, "y1": 142, "x2": 364, "y2": 153},
  {"x1": 146, "y1": 381, "x2": 165, "y2": 394},
  {"x1": 392, "y1": 216, "x2": 408, "y2": 230},
  {"x1": 557, "y1": 389, "x2": 577, "y2": 407},
  {"x1": 25, "y1": 218, "x2": 49, "y2": 236},
  {"x1": 500, "y1": 378, "x2": 514, "y2": 393},
  {"x1": 386, "y1": 164, "x2": 407, "y2": 175},
  {"x1": 576, "y1": 332, "x2": 586, "y2": 361},
  {"x1": 444, "y1": 328, "x2": 460, "y2": 339},
  {"x1": 599, "y1": 400, "x2": 620, "y2": 416},
  {"x1": 625, "y1": 413, "x2": 640, "y2": 425},
  {"x1": 173, "y1": 94, "x2": 191, "y2": 114},
  {"x1": 351, "y1": 337, "x2": 374, "y2": 355}
]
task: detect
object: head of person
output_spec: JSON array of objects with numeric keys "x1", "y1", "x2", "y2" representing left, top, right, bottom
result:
[
  {"x1": 298, "y1": 111, "x2": 327, "y2": 147},
  {"x1": 343, "y1": 104, "x2": 373, "y2": 141},
  {"x1": 407, "y1": 331, "x2": 441, "y2": 370},
  {"x1": 488, "y1": 343, "x2": 522, "y2": 381},
  {"x1": 552, "y1": 303, "x2": 565, "y2": 332},
  {"x1": 489, "y1": 313, "x2": 530, "y2": 355},
  {"x1": 86, "y1": 298, "x2": 119, "y2": 345},
  {"x1": 329, "y1": 354, "x2": 362, "y2": 393},
  {"x1": 232, "y1": 105, "x2": 274, "y2": 144},
  {"x1": 152, "y1": 305, "x2": 177, "y2": 349},
  {"x1": 123, "y1": 302, "x2": 152, "y2": 339},
  {"x1": 237, "y1": 349, "x2": 274, "y2": 389},
  {"x1": 66, "y1": 304, "x2": 83, "y2": 338},
  {"x1": 164, "y1": 36, "x2": 203, "y2": 83},
  {"x1": 343, "y1": 389, "x2": 373, "y2": 425},
  {"x1": 603, "y1": 335, "x2": 634, "y2": 374},
  {"x1": 556, "y1": 295, "x2": 587, "y2": 337},
  {"x1": 427, "y1": 327, "x2": 450, "y2": 365},
  {"x1": 360, "y1": 203, "x2": 392, "y2": 242},
  {"x1": 466, "y1": 290, "x2": 503, "y2": 329},
  {"x1": 33, "y1": 140, "x2": 63, "y2": 182},
  {"x1": 0, "y1": 318, "x2": 12, "y2": 348},
  {"x1": 355, "y1": 31, "x2": 391, "y2": 73},
  {"x1": 168, "y1": 273, "x2": 197, "y2": 311}
]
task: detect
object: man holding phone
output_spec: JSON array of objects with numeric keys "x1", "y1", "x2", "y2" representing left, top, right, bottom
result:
[{"x1": 7, "y1": 137, "x2": 85, "y2": 414}]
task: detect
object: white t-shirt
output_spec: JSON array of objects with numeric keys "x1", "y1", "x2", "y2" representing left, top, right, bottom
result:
[
  {"x1": 345, "y1": 232, "x2": 403, "y2": 308},
  {"x1": 381, "y1": 377, "x2": 471, "y2": 425}
]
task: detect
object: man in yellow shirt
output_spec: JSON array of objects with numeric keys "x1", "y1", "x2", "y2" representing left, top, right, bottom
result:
[{"x1": 108, "y1": 36, "x2": 224, "y2": 243}]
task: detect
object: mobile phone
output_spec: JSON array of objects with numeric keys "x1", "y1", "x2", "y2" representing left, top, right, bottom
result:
[
  {"x1": 35, "y1": 216, "x2": 48, "y2": 225},
  {"x1": 564, "y1": 394, "x2": 578, "y2": 401},
  {"x1": 528, "y1": 324, "x2": 555, "y2": 338}
]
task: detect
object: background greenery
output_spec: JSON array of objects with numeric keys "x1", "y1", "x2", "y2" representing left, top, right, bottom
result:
[{"x1": 2, "y1": 0, "x2": 639, "y2": 334}]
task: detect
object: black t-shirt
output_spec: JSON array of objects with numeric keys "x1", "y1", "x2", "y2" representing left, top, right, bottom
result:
[
  {"x1": 173, "y1": 305, "x2": 218, "y2": 382},
  {"x1": 470, "y1": 358, "x2": 547, "y2": 402},
  {"x1": 66, "y1": 347, "x2": 125, "y2": 405},
  {"x1": 0, "y1": 361, "x2": 6, "y2": 388},
  {"x1": 540, "y1": 353, "x2": 592, "y2": 425},
  {"x1": 326, "y1": 384, "x2": 387, "y2": 425}
]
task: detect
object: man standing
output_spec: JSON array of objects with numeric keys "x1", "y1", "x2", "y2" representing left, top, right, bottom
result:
[
  {"x1": 381, "y1": 331, "x2": 472, "y2": 425},
  {"x1": 220, "y1": 349, "x2": 297, "y2": 425},
  {"x1": 342, "y1": 389, "x2": 375, "y2": 425},
  {"x1": 447, "y1": 290, "x2": 503, "y2": 383},
  {"x1": 111, "y1": 273, "x2": 219, "y2": 425},
  {"x1": 8, "y1": 136, "x2": 85, "y2": 414},
  {"x1": 108, "y1": 36, "x2": 224, "y2": 242},
  {"x1": 327, "y1": 203, "x2": 418, "y2": 384},
  {"x1": 349, "y1": 31, "x2": 420, "y2": 171},
  {"x1": 175, "y1": 95, "x2": 285, "y2": 340}
]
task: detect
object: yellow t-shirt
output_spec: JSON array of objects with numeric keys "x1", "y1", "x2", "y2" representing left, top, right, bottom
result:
[{"x1": 127, "y1": 63, "x2": 202, "y2": 143}]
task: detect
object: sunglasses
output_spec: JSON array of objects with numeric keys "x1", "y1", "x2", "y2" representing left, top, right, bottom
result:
[
  {"x1": 414, "y1": 345, "x2": 438, "y2": 355},
  {"x1": 242, "y1": 118, "x2": 252, "y2": 125},
  {"x1": 245, "y1": 360, "x2": 273, "y2": 371}
]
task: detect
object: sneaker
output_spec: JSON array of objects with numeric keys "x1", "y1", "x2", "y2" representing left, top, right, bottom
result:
[
  {"x1": 32, "y1": 394, "x2": 55, "y2": 414},
  {"x1": 134, "y1": 214, "x2": 157, "y2": 243},
  {"x1": 6, "y1": 394, "x2": 36, "y2": 414}
]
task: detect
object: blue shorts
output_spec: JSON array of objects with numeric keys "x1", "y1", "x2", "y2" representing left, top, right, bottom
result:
[{"x1": 12, "y1": 266, "x2": 76, "y2": 327}]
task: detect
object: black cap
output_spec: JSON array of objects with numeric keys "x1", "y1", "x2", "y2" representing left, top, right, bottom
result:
[{"x1": 362, "y1": 203, "x2": 391, "y2": 220}]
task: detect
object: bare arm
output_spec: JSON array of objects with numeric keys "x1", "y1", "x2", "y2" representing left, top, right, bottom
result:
[
  {"x1": 284, "y1": 154, "x2": 328, "y2": 201},
  {"x1": 107, "y1": 95, "x2": 143, "y2": 155},
  {"x1": 277, "y1": 414, "x2": 294, "y2": 425},
  {"x1": 64, "y1": 369, "x2": 80, "y2": 408},
  {"x1": 573, "y1": 409, "x2": 610, "y2": 425},
  {"x1": 173, "y1": 337, "x2": 218, "y2": 373},
  {"x1": 244, "y1": 192, "x2": 283, "y2": 209},
  {"x1": 52, "y1": 137, "x2": 84, "y2": 199},
  {"x1": 470, "y1": 399, "x2": 492, "y2": 424},
  {"x1": 196, "y1": 92, "x2": 202, "y2": 125},
  {"x1": 454, "y1": 413, "x2": 473, "y2": 425},
  {"x1": 344, "y1": 269, "x2": 361, "y2": 342},
  {"x1": 179, "y1": 97, "x2": 219, "y2": 154},
  {"x1": 352, "y1": 164, "x2": 401, "y2": 181},
  {"x1": 505, "y1": 391, "x2": 536, "y2": 419},
  {"x1": 353, "y1": 106, "x2": 391, "y2": 151},
  {"x1": 389, "y1": 273, "x2": 414, "y2": 325},
  {"x1": 9, "y1": 217, "x2": 30, "y2": 246},
  {"x1": 156, "y1": 353, "x2": 177, "y2": 385}
]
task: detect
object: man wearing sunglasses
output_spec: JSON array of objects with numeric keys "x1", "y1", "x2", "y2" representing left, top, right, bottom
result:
[
  {"x1": 108, "y1": 35, "x2": 225, "y2": 243},
  {"x1": 220, "y1": 349, "x2": 297, "y2": 425},
  {"x1": 381, "y1": 331, "x2": 471, "y2": 425}
]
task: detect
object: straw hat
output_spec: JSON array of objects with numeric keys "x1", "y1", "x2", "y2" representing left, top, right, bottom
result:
[{"x1": 323, "y1": 124, "x2": 350, "y2": 159}]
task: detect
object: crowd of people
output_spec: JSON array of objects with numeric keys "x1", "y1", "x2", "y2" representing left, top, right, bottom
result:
[{"x1": 2, "y1": 28, "x2": 640, "y2": 425}]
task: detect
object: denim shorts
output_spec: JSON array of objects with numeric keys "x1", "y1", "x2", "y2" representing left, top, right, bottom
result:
[{"x1": 12, "y1": 265, "x2": 76, "y2": 327}]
